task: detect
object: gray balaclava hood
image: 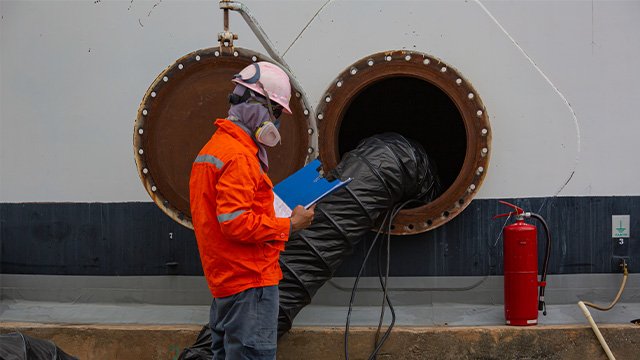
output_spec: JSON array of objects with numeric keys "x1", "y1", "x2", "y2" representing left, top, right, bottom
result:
[{"x1": 228, "y1": 84, "x2": 272, "y2": 172}]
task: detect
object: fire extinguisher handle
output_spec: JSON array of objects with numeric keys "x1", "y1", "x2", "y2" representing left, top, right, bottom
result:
[{"x1": 493, "y1": 201, "x2": 524, "y2": 219}]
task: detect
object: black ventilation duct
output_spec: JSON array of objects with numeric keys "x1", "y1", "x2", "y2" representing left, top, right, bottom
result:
[
  {"x1": 0, "y1": 332, "x2": 78, "y2": 360},
  {"x1": 278, "y1": 132, "x2": 439, "y2": 335}
]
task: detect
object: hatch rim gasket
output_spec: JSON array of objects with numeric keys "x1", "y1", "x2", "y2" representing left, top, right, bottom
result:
[
  {"x1": 316, "y1": 50, "x2": 491, "y2": 235},
  {"x1": 134, "y1": 47, "x2": 315, "y2": 229}
]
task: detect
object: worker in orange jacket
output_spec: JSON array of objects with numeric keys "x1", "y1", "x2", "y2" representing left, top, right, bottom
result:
[{"x1": 190, "y1": 61, "x2": 315, "y2": 359}]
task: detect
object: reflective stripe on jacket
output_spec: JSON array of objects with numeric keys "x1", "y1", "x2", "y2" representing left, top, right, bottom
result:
[{"x1": 190, "y1": 119, "x2": 291, "y2": 298}]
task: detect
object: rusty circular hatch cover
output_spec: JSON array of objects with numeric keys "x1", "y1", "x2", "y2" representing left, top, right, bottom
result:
[
  {"x1": 316, "y1": 50, "x2": 492, "y2": 235},
  {"x1": 134, "y1": 47, "x2": 314, "y2": 229}
]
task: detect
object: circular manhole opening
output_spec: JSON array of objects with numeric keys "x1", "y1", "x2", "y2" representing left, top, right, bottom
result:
[
  {"x1": 134, "y1": 47, "x2": 314, "y2": 229},
  {"x1": 317, "y1": 51, "x2": 491, "y2": 234}
]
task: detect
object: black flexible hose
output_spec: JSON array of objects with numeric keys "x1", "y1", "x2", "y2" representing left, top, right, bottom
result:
[{"x1": 530, "y1": 212, "x2": 550, "y2": 315}]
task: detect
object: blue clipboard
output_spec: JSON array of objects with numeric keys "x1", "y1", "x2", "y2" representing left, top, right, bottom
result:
[{"x1": 273, "y1": 159, "x2": 351, "y2": 214}]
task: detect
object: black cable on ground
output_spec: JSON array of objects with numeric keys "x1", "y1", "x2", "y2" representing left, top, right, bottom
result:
[
  {"x1": 346, "y1": 199, "x2": 426, "y2": 360},
  {"x1": 373, "y1": 218, "x2": 392, "y2": 357},
  {"x1": 344, "y1": 210, "x2": 391, "y2": 360}
]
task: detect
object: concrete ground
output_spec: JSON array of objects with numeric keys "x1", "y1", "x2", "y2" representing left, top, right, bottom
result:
[
  {"x1": 2, "y1": 302, "x2": 640, "y2": 360},
  {"x1": 1, "y1": 322, "x2": 639, "y2": 360},
  {"x1": 2, "y1": 274, "x2": 639, "y2": 359}
]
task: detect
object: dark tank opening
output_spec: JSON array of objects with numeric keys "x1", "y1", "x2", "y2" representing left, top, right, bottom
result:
[
  {"x1": 318, "y1": 50, "x2": 490, "y2": 234},
  {"x1": 338, "y1": 77, "x2": 467, "y2": 196}
]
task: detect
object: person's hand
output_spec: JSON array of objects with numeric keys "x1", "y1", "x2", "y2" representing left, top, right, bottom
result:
[{"x1": 290, "y1": 204, "x2": 316, "y2": 232}]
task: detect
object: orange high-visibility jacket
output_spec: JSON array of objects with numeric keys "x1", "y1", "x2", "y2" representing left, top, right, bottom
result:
[{"x1": 190, "y1": 119, "x2": 291, "y2": 298}]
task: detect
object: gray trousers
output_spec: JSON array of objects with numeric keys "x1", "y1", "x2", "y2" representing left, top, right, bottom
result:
[{"x1": 209, "y1": 285, "x2": 279, "y2": 360}]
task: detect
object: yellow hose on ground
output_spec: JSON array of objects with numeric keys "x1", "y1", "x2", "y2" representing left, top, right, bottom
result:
[
  {"x1": 578, "y1": 301, "x2": 616, "y2": 360},
  {"x1": 582, "y1": 265, "x2": 628, "y2": 311},
  {"x1": 577, "y1": 260, "x2": 628, "y2": 360}
]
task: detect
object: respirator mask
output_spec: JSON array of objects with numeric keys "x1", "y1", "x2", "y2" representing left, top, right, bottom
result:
[
  {"x1": 254, "y1": 119, "x2": 280, "y2": 147},
  {"x1": 252, "y1": 87, "x2": 283, "y2": 147}
]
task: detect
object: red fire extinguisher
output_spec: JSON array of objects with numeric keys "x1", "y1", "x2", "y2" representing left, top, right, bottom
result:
[{"x1": 494, "y1": 201, "x2": 551, "y2": 326}]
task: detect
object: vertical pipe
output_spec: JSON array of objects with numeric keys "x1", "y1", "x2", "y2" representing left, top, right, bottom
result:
[
  {"x1": 219, "y1": 1, "x2": 318, "y2": 158},
  {"x1": 224, "y1": 9, "x2": 229, "y2": 33}
]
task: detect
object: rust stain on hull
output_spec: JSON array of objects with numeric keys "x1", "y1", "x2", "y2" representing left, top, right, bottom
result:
[{"x1": 134, "y1": 47, "x2": 312, "y2": 229}]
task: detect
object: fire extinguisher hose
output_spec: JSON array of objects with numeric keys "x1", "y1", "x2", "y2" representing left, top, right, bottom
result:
[{"x1": 530, "y1": 212, "x2": 551, "y2": 315}]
